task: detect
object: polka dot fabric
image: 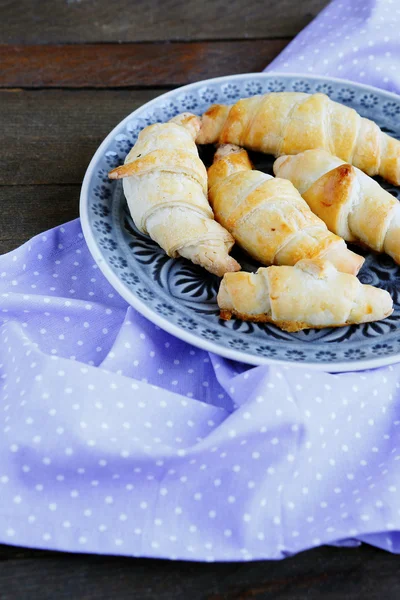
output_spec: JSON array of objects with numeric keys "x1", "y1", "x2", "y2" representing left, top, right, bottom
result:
[
  {"x1": 266, "y1": 0, "x2": 400, "y2": 94},
  {"x1": 1, "y1": 1, "x2": 400, "y2": 560}
]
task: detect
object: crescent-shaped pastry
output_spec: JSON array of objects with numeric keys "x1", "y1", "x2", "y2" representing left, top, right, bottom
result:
[
  {"x1": 218, "y1": 259, "x2": 393, "y2": 332},
  {"x1": 109, "y1": 113, "x2": 240, "y2": 276},
  {"x1": 274, "y1": 149, "x2": 400, "y2": 264},
  {"x1": 207, "y1": 144, "x2": 364, "y2": 275},
  {"x1": 195, "y1": 93, "x2": 400, "y2": 184}
]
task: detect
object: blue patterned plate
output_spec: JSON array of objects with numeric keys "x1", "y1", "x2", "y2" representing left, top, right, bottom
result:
[{"x1": 80, "y1": 74, "x2": 400, "y2": 372}]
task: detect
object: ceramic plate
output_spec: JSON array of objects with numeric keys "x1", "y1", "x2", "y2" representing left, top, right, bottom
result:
[{"x1": 80, "y1": 73, "x2": 400, "y2": 372}]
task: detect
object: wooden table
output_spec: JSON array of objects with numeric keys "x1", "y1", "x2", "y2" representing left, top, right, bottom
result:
[{"x1": 1, "y1": 1, "x2": 399, "y2": 597}]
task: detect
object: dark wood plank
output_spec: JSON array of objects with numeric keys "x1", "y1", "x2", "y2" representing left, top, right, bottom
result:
[
  {"x1": 0, "y1": 545, "x2": 57, "y2": 560},
  {"x1": 0, "y1": 545, "x2": 399, "y2": 599},
  {"x1": 0, "y1": 89, "x2": 162, "y2": 186},
  {"x1": 0, "y1": 185, "x2": 80, "y2": 255},
  {"x1": 0, "y1": 40, "x2": 288, "y2": 88},
  {"x1": 0, "y1": 0, "x2": 328, "y2": 43}
]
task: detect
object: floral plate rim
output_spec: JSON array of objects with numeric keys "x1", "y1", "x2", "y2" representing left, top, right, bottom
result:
[{"x1": 80, "y1": 73, "x2": 400, "y2": 373}]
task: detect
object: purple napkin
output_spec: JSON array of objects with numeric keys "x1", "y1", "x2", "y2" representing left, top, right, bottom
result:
[
  {"x1": 1, "y1": 0, "x2": 400, "y2": 560},
  {"x1": 266, "y1": 0, "x2": 400, "y2": 95}
]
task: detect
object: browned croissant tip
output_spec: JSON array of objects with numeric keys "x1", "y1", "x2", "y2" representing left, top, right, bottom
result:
[
  {"x1": 335, "y1": 163, "x2": 354, "y2": 177},
  {"x1": 108, "y1": 161, "x2": 138, "y2": 180},
  {"x1": 169, "y1": 112, "x2": 201, "y2": 139},
  {"x1": 303, "y1": 162, "x2": 356, "y2": 210},
  {"x1": 214, "y1": 144, "x2": 243, "y2": 160},
  {"x1": 323, "y1": 163, "x2": 356, "y2": 202},
  {"x1": 203, "y1": 103, "x2": 225, "y2": 118},
  {"x1": 108, "y1": 166, "x2": 123, "y2": 179},
  {"x1": 219, "y1": 309, "x2": 232, "y2": 321},
  {"x1": 196, "y1": 104, "x2": 231, "y2": 145},
  {"x1": 209, "y1": 256, "x2": 241, "y2": 278}
]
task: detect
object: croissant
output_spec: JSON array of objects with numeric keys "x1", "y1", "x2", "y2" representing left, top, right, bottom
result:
[
  {"x1": 274, "y1": 149, "x2": 400, "y2": 264},
  {"x1": 207, "y1": 144, "x2": 364, "y2": 275},
  {"x1": 108, "y1": 113, "x2": 240, "y2": 277},
  {"x1": 195, "y1": 92, "x2": 400, "y2": 185},
  {"x1": 218, "y1": 259, "x2": 393, "y2": 332}
]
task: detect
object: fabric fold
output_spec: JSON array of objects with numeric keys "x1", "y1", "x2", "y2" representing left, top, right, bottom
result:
[{"x1": 1, "y1": 0, "x2": 400, "y2": 560}]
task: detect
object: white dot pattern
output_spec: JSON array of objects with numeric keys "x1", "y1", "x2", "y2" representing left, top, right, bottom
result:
[
  {"x1": 2, "y1": 5, "x2": 400, "y2": 560},
  {"x1": 0, "y1": 222, "x2": 399, "y2": 561},
  {"x1": 266, "y1": 0, "x2": 400, "y2": 94}
]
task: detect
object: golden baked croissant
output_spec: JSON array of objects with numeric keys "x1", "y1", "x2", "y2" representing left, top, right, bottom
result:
[
  {"x1": 195, "y1": 92, "x2": 400, "y2": 185},
  {"x1": 274, "y1": 149, "x2": 400, "y2": 264},
  {"x1": 218, "y1": 259, "x2": 393, "y2": 332},
  {"x1": 207, "y1": 144, "x2": 364, "y2": 275},
  {"x1": 108, "y1": 113, "x2": 240, "y2": 277}
]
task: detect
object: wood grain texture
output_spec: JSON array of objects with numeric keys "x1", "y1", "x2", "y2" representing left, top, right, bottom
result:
[
  {"x1": 2, "y1": 0, "x2": 396, "y2": 596},
  {"x1": 0, "y1": 0, "x2": 328, "y2": 43},
  {"x1": 0, "y1": 185, "x2": 80, "y2": 254},
  {"x1": 0, "y1": 89, "x2": 162, "y2": 185},
  {"x1": 0, "y1": 545, "x2": 399, "y2": 599},
  {"x1": 0, "y1": 40, "x2": 288, "y2": 88}
]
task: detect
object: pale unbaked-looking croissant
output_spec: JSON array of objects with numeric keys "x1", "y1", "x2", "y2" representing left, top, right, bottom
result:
[
  {"x1": 108, "y1": 113, "x2": 240, "y2": 277},
  {"x1": 274, "y1": 149, "x2": 400, "y2": 264},
  {"x1": 195, "y1": 92, "x2": 400, "y2": 185},
  {"x1": 218, "y1": 259, "x2": 393, "y2": 332},
  {"x1": 207, "y1": 144, "x2": 364, "y2": 275}
]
